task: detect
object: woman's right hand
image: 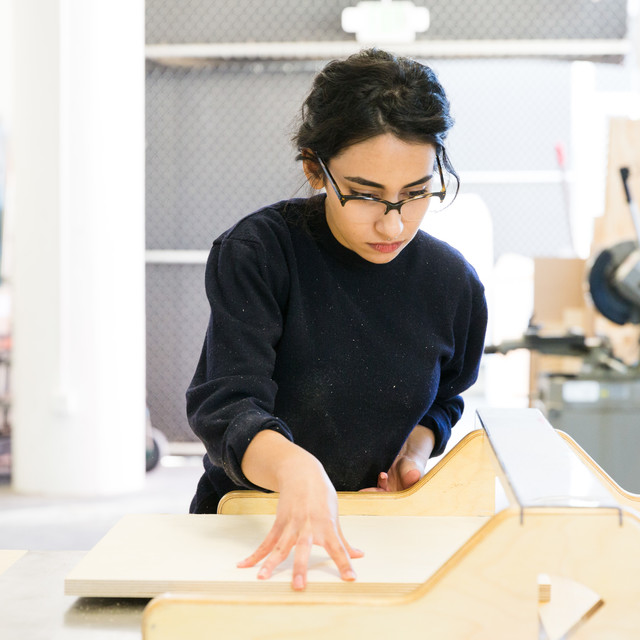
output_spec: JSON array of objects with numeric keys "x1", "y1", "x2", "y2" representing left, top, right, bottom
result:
[{"x1": 238, "y1": 431, "x2": 363, "y2": 590}]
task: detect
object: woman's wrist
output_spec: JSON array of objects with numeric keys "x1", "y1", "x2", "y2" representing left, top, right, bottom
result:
[
  {"x1": 241, "y1": 429, "x2": 321, "y2": 493},
  {"x1": 403, "y1": 424, "x2": 435, "y2": 469}
]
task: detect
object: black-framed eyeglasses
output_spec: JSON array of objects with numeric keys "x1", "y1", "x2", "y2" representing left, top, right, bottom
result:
[{"x1": 314, "y1": 153, "x2": 446, "y2": 222}]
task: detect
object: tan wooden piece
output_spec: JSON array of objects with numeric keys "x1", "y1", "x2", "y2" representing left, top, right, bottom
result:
[
  {"x1": 140, "y1": 410, "x2": 640, "y2": 638},
  {"x1": 64, "y1": 513, "x2": 488, "y2": 599},
  {"x1": 218, "y1": 429, "x2": 496, "y2": 516},
  {"x1": 142, "y1": 507, "x2": 640, "y2": 639},
  {"x1": 558, "y1": 430, "x2": 640, "y2": 515},
  {"x1": 594, "y1": 118, "x2": 640, "y2": 251},
  {"x1": 0, "y1": 550, "x2": 27, "y2": 576}
]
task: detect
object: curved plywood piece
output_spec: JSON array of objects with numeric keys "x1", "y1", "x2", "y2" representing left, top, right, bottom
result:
[
  {"x1": 558, "y1": 430, "x2": 640, "y2": 515},
  {"x1": 142, "y1": 507, "x2": 640, "y2": 639},
  {"x1": 218, "y1": 429, "x2": 496, "y2": 517},
  {"x1": 142, "y1": 411, "x2": 640, "y2": 638}
]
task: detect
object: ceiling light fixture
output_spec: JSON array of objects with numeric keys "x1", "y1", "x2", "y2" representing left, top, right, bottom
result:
[{"x1": 342, "y1": 0, "x2": 430, "y2": 44}]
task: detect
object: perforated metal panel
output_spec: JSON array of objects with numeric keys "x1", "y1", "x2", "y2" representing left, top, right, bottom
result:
[
  {"x1": 146, "y1": 0, "x2": 628, "y2": 44},
  {"x1": 146, "y1": 264, "x2": 209, "y2": 441},
  {"x1": 146, "y1": 60, "x2": 321, "y2": 250}
]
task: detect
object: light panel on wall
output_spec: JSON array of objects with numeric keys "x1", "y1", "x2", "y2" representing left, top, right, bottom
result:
[{"x1": 342, "y1": 0, "x2": 430, "y2": 44}]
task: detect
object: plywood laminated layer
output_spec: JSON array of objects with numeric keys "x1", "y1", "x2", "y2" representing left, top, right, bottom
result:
[{"x1": 64, "y1": 514, "x2": 488, "y2": 599}]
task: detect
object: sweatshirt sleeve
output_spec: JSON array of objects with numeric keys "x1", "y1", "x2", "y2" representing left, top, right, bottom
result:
[
  {"x1": 420, "y1": 274, "x2": 488, "y2": 457},
  {"x1": 186, "y1": 224, "x2": 293, "y2": 489}
]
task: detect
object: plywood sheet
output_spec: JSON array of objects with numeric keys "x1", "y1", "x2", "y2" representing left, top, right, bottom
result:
[{"x1": 65, "y1": 514, "x2": 487, "y2": 598}]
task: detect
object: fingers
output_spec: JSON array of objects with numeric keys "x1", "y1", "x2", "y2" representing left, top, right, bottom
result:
[
  {"x1": 238, "y1": 521, "x2": 362, "y2": 589},
  {"x1": 323, "y1": 532, "x2": 357, "y2": 583},
  {"x1": 359, "y1": 472, "x2": 389, "y2": 492},
  {"x1": 339, "y1": 529, "x2": 365, "y2": 560},
  {"x1": 350, "y1": 466, "x2": 424, "y2": 494},
  {"x1": 257, "y1": 530, "x2": 297, "y2": 581},
  {"x1": 396, "y1": 457, "x2": 422, "y2": 489},
  {"x1": 291, "y1": 533, "x2": 313, "y2": 590},
  {"x1": 236, "y1": 461, "x2": 365, "y2": 589},
  {"x1": 400, "y1": 466, "x2": 421, "y2": 489},
  {"x1": 236, "y1": 524, "x2": 282, "y2": 568}
]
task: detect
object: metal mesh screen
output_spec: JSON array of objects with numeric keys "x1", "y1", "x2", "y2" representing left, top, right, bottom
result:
[
  {"x1": 145, "y1": 0, "x2": 631, "y2": 442},
  {"x1": 146, "y1": 0, "x2": 628, "y2": 44},
  {"x1": 146, "y1": 60, "x2": 321, "y2": 249},
  {"x1": 146, "y1": 263, "x2": 209, "y2": 440}
]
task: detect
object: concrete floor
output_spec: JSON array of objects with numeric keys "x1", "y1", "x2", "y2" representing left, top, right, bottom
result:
[{"x1": 0, "y1": 455, "x2": 204, "y2": 550}]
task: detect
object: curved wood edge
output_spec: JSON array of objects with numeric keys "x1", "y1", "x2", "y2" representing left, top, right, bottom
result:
[
  {"x1": 139, "y1": 508, "x2": 528, "y2": 640},
  {"x1": 142, "y1": 505, "x2": 640, "y2": 639},
  {"x1": 141, "y1": 508, "x2": 509, "y2": 635},
  {"x1": 218, "y1": 429, "x2": 493, "y2": 516},
  {"x1": 557, "y1": 430, "x2": 640, "y2": 514},
  {"x1": 217, "y1": 490, "x2": 277, "y2": 514}
]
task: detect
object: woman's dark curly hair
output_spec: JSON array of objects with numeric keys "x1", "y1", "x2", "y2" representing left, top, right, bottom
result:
[{"x1": 293, "y1": 48, "x2": 458, "y2": 193}]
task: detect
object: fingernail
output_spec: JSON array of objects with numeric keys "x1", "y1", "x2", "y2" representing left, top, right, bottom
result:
[
  {"x1": 258, "y1": 567, "x2": 269, "y2": 579},
  {"x1": 344, "y1": 570, "x2": 356, "y2": 581},
  {"x1": 293, "y1": 575, "x2": 304, "y2": 590}
]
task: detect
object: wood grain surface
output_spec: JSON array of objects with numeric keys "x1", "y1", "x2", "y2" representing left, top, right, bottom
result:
[{"x1": 65, "y1": 513, "x2": 488, "y2": 598}]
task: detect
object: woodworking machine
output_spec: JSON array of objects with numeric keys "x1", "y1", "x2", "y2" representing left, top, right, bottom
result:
[{"x1": 486, "y1": 167, "x2": 640, "y2": 492}]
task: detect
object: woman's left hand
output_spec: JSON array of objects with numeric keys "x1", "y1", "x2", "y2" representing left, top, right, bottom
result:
[
  {"x1": 360, "y1": 424, "x2": 435, "y2": 493},
  {"x1": 381, "y1": 455, "x2": 423, "y2": 491},
  {"x1": 361, "y1": 455, "x2": 422, "y2": 492}
]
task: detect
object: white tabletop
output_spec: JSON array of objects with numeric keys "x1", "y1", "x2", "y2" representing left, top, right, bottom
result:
[{"x1": 0, "y1": 551, "x2": 145, "y2": 640}]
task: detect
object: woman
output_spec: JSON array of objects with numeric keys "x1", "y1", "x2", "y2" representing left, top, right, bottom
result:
[{"x1": 186, "y1": 49, "x2": 487, "y2": 591}]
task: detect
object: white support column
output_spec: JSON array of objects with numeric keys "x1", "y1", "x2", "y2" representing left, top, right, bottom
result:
[{"x1": 10, "y1": 0, "x2": 146, "y2": 495}]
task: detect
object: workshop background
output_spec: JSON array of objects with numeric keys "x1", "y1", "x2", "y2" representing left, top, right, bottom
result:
[
  {"x1": 144, "y1": 0, "x2": 636, "y2": 445},
  {"x1": 3, "y1": 8, "x2": 640, "y2": 640},
  {"x1": 1, "y1": 0, "x2": 640, "y2": 514}
]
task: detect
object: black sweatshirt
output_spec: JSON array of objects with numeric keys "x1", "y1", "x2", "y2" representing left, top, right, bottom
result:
[{"x1": 186, "y1": 195, "x2": 487, "y2": 513}]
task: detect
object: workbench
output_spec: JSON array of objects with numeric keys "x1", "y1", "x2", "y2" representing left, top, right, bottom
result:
[
  {"x1": 2, "y1": 408, "x2": 639, "y2": 639},
  {"x1": 0, "y1": 550, "x2": 144, "y2": 640}
]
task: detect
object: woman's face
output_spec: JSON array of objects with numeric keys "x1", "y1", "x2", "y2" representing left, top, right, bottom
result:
[{"x1": 312, "y1": 134, "x2": 439, "y2": 264}]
